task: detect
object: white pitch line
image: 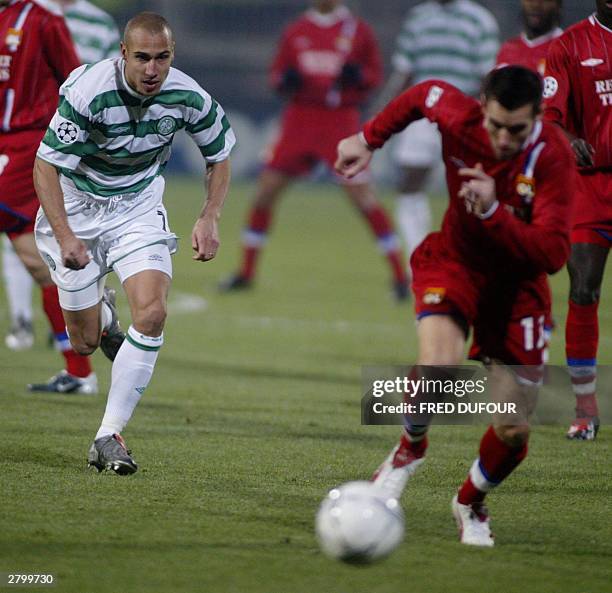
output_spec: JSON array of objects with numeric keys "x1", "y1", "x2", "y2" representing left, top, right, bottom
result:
[
  {"x1": 207, "y1": 313, "x2": 407, "y2": 336},
  {"x1": 167, "y1": 291, "x2": 208, "y2": 315}
]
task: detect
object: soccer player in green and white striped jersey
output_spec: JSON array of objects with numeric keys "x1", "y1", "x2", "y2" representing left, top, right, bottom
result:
[
  {"x1": 372, "y1": 0, "x2": 499, "y2": 282},
  {"x1": 32, "y1": 12, "x2": 235, "y2": 475},
  {"x1": 58, "y1": 0, "x2": 121, "y2": 63}
]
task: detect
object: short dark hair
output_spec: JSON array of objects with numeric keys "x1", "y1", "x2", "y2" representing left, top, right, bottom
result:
[
  {"x1": 481, "y1": 66, "x2": 543, "y2": 114},
  {"x1": 124, "y1": 12, "x2": 173, "y2": 44}
]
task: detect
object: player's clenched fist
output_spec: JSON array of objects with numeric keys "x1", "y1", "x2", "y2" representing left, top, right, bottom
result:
[
  {"x1": 335, "y1": 133, "x2": 374, "y2": 179},
  {"x1": 192, "y1": 215, "x2": 219, "y2": 262},
  {"x1": 59, "y1": 235, "x2": 90, "y2": 270}
]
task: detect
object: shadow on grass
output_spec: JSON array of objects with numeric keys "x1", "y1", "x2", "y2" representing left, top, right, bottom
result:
[
  {"x1": 0, "y1": 444, "x2": 78, "y2": 469},
  {"x1": 162, "y1": 356, "x2": 360, "y2": 387}
]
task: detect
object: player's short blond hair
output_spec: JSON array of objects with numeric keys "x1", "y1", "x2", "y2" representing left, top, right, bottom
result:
[{"x1": 124, "y1": 12, "x2": 173, "y2": 45}]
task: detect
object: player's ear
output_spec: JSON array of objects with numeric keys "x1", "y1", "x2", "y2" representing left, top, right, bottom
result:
[
  {"x1": 480, "y1": 94, "x2": 487, "y2": 115},
  {"x1": 120, "y1": 41, "x2": 128, "y2": 60}
]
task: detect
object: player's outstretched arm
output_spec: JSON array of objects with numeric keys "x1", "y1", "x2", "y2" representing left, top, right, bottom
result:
[
  {"x1": 33, "y1": 157, "x2": 89, "y2": 270},
  {"x1": 335, "y1": 133, "x2": 374, "y2": 179},
  {"x1": 192, "y1": 158, "x2": 231, "y2": 262}
]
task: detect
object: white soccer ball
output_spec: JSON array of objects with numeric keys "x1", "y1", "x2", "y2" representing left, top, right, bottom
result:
[{"x1": 315, "y1": 480, "x2": 405, "y2": 563}]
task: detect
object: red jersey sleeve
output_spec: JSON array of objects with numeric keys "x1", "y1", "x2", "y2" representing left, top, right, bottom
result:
[
  {"x1": 42, "y1": 13, "x2": 80, "y2": 85},
  {"x1": 479, "y1": 129, "x2": 575, "y2": 274},
  {"x1": 542, "y1": 38, "x2": 571, "y2": 130},
  {"x1": 363, "y1": 81, "x2": 472, "y2": 148}
]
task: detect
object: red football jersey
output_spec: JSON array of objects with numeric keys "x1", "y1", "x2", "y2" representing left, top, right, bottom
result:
[
  {"x1": 270, "y1": 5, "x2": 382, "y2": 108},
  {"x1": 543, "y1": 15, "x2": 612, "y2": 171},
  {"x1": 0, "y1": 0, "x2": 79, "y2": 132},
  {"x1": 496, "y1": 28, "x2": 563, "y2": 76},
  {"x1": 364, "y1": 81, "x2": 575, "y2": 281}
]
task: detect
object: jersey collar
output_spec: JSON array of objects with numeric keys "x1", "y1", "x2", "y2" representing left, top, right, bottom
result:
[
  {"x1": 591, "y1": 13, "x2": 612, "y2": 34},
  {"x1": 521, "y1": 120, "x2": 543, "y2": 150},
  {"x1": 305, "y1": 5, "x2": 351, "y2": 28},
  {"x1": 520, "y1": 27, "x2": 563, "y2": 47}
]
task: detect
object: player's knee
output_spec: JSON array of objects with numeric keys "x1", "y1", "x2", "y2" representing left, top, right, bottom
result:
[
  {"x1": 133, "y1": 302, "x2": 167, "y2": 336},
  {"x1": 69, "y1": 333, "x2": 99, "y2": 356},
  {"x1": 495, "y1": 425, "x2": 529, "y2": 448},
  {"x1": 397, "y1": 167, "x2": 429, "y2": 193}
]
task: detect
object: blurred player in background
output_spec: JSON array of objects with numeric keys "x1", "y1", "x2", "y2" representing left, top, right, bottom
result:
[
  {"x1": 34, "y1": 12, "x2": 234, "y2": 474},
  {"x1": 543, "y1": 0, "x2": 612, "y2": 440},
  {"x1": 371, "y1": 0, "x2": 499, "y2": 278},
  {"x1": 336, "y1": 66, "x2": 575, "y2": 546},
  {"x1": 220, "y1": 0, "x2": 409, "y2": 300},
  {"x1": 496, "y1": 0, "x2": 563, "y2": 75},
  {"x1": 0, "y1": 0, "x2": 97, "y2": 393},
  {"x1": 2, "y1": 0, "x2": 119, "y2": 351}
]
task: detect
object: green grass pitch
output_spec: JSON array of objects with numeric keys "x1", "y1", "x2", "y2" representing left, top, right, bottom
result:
[{"x1": 0, "y1": 178, "x2": 610, "y2": 593}]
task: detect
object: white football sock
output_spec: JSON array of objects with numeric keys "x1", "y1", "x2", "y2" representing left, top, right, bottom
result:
[
  {"x1": 396, "y1": 193, "x2": 432, "y2": 258},
  {"x1": 100, "y1": 301, "x2": 113, "y2": 332},
  {"x1": 2, "y1": 236, "x2": 34, "y2": 324},
  {"x1": 95, "y1": 325, "x2": 163, "y2": 439}
]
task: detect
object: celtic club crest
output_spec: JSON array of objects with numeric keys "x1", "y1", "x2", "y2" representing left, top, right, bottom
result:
[{"x1": 157, "y1": 116, "x2": 177, "y2": 136}]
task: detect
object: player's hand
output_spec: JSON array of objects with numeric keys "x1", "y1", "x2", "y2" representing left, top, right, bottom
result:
[
  {"x1": 570, "y1": 138, "x2": 595, "y2": 167},
  {"x1": 277, "y1": 68, "x2": 302, "y2": 95},
  {"x1": 335, "y1": 133, "x2": 373, "y2": 179},
  {"x1": 192, "y1": 214, "x2": 219, "y2": 262},
  {"x1": 59, "y1": 235, "x2": 90, "y2": 270},
  {"x1": 458, "y1": 163, "x2": 497, "y2": 217},
  {"x1": 338, "y1": 63, "x2": 362, "y2": 88}
]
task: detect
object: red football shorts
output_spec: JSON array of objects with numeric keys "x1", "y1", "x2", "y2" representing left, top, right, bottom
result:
[
  {"x1": 0, "y1": 129, "x2": 45, "y2": 236},
  {"x1": 570, "y1": 170, "x2": 612, "y2": 247},
  {"x1": 411, "y1": 232, "x2": 551, "y2": 367},
  {"x1": 265, "y1": 103, "x2": 364, "y2": 181}
]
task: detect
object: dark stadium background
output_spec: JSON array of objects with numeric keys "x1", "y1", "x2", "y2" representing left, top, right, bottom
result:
[{"x1": 93, "y1": 0, "x2": 593, "y2": 178}]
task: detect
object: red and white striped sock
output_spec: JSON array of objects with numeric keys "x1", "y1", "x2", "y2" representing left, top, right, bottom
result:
[
  {"x1": 457, "y1": 426, "x2": 528, "y2": 505},
  {"x1": 239, "y1": 206, "x2": 273, "y2": 280},
  {"x1": 566, "y1": 300, "x2": 600, "y2": 420}
]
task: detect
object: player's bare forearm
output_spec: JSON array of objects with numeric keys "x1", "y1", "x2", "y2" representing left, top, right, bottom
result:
[
  {"x1": 192, "y1": 158, "x2": 231, "y2": 261},
  {"x1": 33, "y1": 157, "x2": 90, "y2": 269},
  {"x1": 199, "y1": 159, "x2": 231, "y2": 220},
  {"x1": 33, "y1": 157, "x2": 75, "y2": 242}
]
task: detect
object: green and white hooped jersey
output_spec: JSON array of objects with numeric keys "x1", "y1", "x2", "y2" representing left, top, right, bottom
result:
[
  {"x1": 63, "y1": 0, "x2": 121, "y2": 64},
  {"x1": 392, "y1": 0, "x2": 499, "y2": 96},
  {"x1": 37, "y1": 58, "x2": 235, "y2": 199}
]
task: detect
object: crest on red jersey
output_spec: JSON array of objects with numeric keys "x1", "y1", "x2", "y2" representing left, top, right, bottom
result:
[
  {"x1": 5, "y1": 28, "x2": 22, "y2": 50},
  {"x1": 515, "y1": 174, "x2": 535, "y2": 203},
  {"x1": 423, "y1": 287, "x2": 446, "y2": 305}
]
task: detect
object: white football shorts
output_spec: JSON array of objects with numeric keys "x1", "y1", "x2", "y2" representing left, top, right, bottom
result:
[
  {"x1": 35, "y1": 175, "x2": 177, "y2": 311},
  {"x1": 392, "y1": 118, "x2": 442, "y2": 168}
]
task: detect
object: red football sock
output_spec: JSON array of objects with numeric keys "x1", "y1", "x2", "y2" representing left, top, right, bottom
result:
[
  {"x1": 239, "y1": 206, "x2": 273, "y2": 280},
  {"x1": 566, "y1": 300, "x2": 600, "y2": 419},
  {"x1": 457, "y1": 426, "x2": 528, "y2": 505},
  {"x1": 42, "y1": 285, "x2": 92, "y2": 378},
  {"x1": 401, "y1": 431, "x2": 428, "y2": 458},
  {"x1": 360, "y1": 204, "x2": 407, "y2": 283}
]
